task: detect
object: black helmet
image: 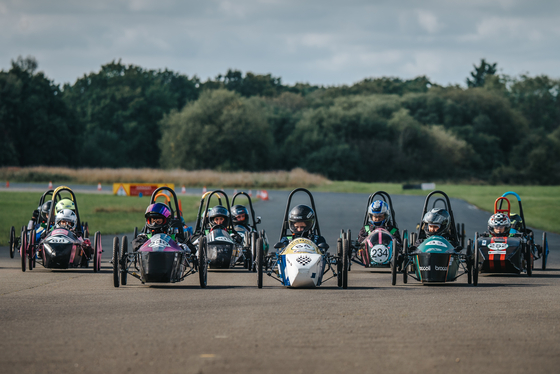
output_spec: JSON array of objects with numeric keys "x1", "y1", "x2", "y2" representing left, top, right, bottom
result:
[
  {"x1": 209, "y1": 205, "x2": 229, "y2": 228},
  {"x1": 232, "y1": 205, "x2": 249, "y2": 226},
  {"x1": 40, "y1": 201, "x2": 53, "y2": 222},
  {"x1": 288, "y1": 204, "x2": 315, "y2": 237},
  {"x1": 422, "y1": 208, "x2": 450, "y2": 237},
  {"x1": 145, "y1": 203, "x2": 172, "y2": 233}
]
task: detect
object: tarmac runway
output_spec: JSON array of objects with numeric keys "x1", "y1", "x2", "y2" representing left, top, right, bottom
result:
[{"x1": 1, "y1": 188, "x2": 559, "y2": 374}]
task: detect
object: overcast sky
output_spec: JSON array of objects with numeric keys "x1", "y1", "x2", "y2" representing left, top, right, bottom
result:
[{"x1": 1, "y1": 0, "x2": 559, "y2": 87}]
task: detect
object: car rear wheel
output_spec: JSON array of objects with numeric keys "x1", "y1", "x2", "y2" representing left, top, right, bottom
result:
[
  {"x1": 342, "y1": 235, "x2": 349, "y2": 289},
  {"x1": 391, "y1": 238, "x2": 397, "y2": 286},
  {"x1": 473, "y1": 234, "x2": 479, "y2": 286},
  {"x1": 541, "y1": 232, "x2": 548, "y2": 270},
  {"x1": 112, "y1": 237, "x2": 120, "y2": 287},
  {"x1": 21, "y1": 228, "x2": 27, "y2": 272},
  {"x1": 121, "y1": 236, "x2": 128, "y2": 285},
  {"x1": 198, "y1": 237, "x2": 208, "y2": 288},
  {"x1": 257, "y1": 237, "x2": 264, "y2": 289},
  {"x1": 9, "y1": 226, "x2": 15, "y2": 259}
]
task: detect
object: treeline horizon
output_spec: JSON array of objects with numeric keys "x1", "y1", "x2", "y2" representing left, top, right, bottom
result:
[{"x1": 1, "y1": 56, "x2": 559, "y2": 184}]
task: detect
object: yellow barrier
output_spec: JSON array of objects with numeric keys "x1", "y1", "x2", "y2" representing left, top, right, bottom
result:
[{"x1": 112, "y1": 183, "x2": 175, "y2": 196}]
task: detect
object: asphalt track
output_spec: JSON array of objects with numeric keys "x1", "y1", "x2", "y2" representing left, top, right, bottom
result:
[{"x1": 1, "y1": 187, "x2": 559, "y2": 374}]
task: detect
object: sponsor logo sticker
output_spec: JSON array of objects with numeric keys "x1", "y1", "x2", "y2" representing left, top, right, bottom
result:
[
  {"x1": 427, "y1": 240, "x2": 447, "y2": 247},
  {"x1": 435, "y1": 266, "x2": 448, "y2": 271},
  {"x1": 418, "y1": 266, "x2": 431, "y2": 271},
  {"x1": 488, "y1": 242, "x2": 508, "y2": 250}
]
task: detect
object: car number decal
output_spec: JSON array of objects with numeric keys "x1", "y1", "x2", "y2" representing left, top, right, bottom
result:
[{"x1": 370, "y1": 244, "x2": 390, "y2": 263}]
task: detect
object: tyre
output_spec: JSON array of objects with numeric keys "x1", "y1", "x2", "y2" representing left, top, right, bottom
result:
[
  {"x1": 257, "y1": 237, "x2": 264, "y2": 289},
  {"x1": 121, "y1": 236, "x2": 128, "y2": 285},
  {"x1": 93, "y1": 231, "x2": 100, "y2": 273},
  {"x1": 21, "y1": 228, "x2": 27, "y2": 272},
  {"x1": 337, "y1": 237, "x2": 343, "y2": 288},
  {"x1": 542, "y1": 232, "x2": 548, "y2": 270},
  {"x1": 473, "y1": 234, "x2": 479, "y2": 286},
  {"x1": 466, "y1": 239, "x2": 472, "y2": 285},
  {"x1": 403, "y1": 236, "x2": 408, "y2": 284},
  {"x1": 112, "y1": 237, "x2": 120, "y2": 287},
  {"x1": 245, "y1": 249, "x2": 253, "y2": 272},
  {"x1": 342, "y1": 236, "x2": 349, "y2": 289},
  {"x1": 29, "y1": 229, "x2": 37, "y2": 270},
  {"x1": 9, "y1": 226, "x2": 15, "y2": 259},
  {"x1": 198, "y1": 237, "x2": 208, "y2": 288},
  {"x1": 525, "y1": 243, "x2": 532, "y2": 277},
  {"x1": 346, "y1": 229, "x2": 352, "y2": 272},
  {"x1": 391, "y1": 238, "x2": 397, "y2": 286},
  {"x1": 250, "y1": 232, "x2": 257, "y2": 272}
]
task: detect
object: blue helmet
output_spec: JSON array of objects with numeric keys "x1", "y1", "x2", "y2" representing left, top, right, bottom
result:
[{"x1": 368, "y1": 200, "x2": 390, "y2": 226}]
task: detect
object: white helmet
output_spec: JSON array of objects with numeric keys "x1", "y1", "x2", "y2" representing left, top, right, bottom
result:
[{"x1": 55, "y1": 209, "x2": 77, "y2": 230}]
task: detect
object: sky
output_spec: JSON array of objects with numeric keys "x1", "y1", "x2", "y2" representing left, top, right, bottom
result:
[{"x1": 1, "y1": 0, "x2": 559, "y2": 87}]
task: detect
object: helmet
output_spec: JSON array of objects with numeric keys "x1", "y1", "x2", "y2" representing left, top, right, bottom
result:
[
  {"x1": 145, "y1": 203, "x2": 171, "y2": 232},
  {"x1": 422, "y1": 208, "x2": 450, "y2": 236},
  {"x1": 288, "y1": 204, "x2": 315, "y2": 236},
  {"x1": 209, "y1": 205, "x2": 229, "y2": 228},
  {"x1": 55, "y1": 209, "x2": 77, "y2": 230},
  {"x1": 232, "y1": 205, "x2": 249, "y2": 226},
  {"x1": 368, "y1": 200, "x2": 390, "y2": 226},
  {"x1": 40, "y1": 201, "x2": 53, "y2": 222},
  {"x1": 488, "y1": 213, "x2": 511, "y2": 236},
  {"x1": 55, "y1": 198, "x2": 75, "y2": 213}
]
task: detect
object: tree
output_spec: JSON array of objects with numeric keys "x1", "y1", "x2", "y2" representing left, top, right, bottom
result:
[
  {"x1": 62, "y1": 61, "x2": 199, "y2": 167},
  {"x1": 0, "y1": 56, "x2": 78, "y2": 166},
  {"x1": 159, "y1": 89, "x2": 273, "y2": 171},
  {"x1": 466, "y1": 59, "x2": 497, "y2": 87}
]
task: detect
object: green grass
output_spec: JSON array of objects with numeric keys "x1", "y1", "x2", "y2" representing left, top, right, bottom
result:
[
  {"x1": 313, "y1": 182, "x2": 560, "y2": 234},
  {"x1": 0, "y1": 192, "x2": 201, "y2": 246}
]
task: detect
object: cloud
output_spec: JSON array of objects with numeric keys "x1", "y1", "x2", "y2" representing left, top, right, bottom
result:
[{"x1": 416, "y1": 10, "x2": 440, "y2": 34}]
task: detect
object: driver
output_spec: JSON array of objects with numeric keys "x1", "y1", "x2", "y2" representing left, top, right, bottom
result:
[
  {"x1": 232, "y1": 205, "x2": 253, "y2": 232},
  {"x1": 35, "y1": 201, "x2": 53, "y2": 238},
  {"x1": 420, "y1": 208, "x2": 459, "y2": 247},
  {"x1": 133, "y1": 203, "x2": 171, "y2": 251},
  {"x1": 279, "y1": 204, "x2": 326, "y2": 248},
  {"x1": 487, "y1": 213, "x2": 514, "y2": 237},
  {"x1": 209, "y1": 205, "x2": 229, "y2": 231},
  {"x1": 357, "y1": 200, "x2": 401, "y2": 244},
  {"x1": 54, "y1": 209, "x2": 77, "y2": 231}
]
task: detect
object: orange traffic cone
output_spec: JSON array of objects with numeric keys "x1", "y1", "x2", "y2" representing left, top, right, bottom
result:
[
  {"x1": 97, "y1": 183, "x2": 102, "y2": 191},
  {"x1": 48, "y1": 181, "x2": 53, "y2": 188},
  {"x1": 181, "y1": 185, "x2": 186, "y2": 194},
  {"x1": 5, "y1": 180, "x2": 9, "y2": 188}
]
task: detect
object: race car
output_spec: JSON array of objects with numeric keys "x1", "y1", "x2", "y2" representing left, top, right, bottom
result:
[
  {"x1": 473, "y1": 191, "x2": 549, "y2": 282},
  {"x1": 191, "y1": 190, "x2": 246, "y2": 270},
  {"x1": 231, "y1": 191, "x2": 269, "y2": 271},
  {"x1": 256, "y1": 188, "x2": 348, "y2": 289},
  {"x1": 397, "y1": 190, "x2": 475, "y2": 286},
  {"x1": 112, "y1": 186, "x2": 207, "y2": 287},
  {"x1": 349, "y1": 191, "x2": 407, "y2": 271},
  {"x1": 18, "y1": 186, "x2": 102, "y2": 272}
]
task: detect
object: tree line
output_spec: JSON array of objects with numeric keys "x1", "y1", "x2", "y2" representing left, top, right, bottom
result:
[{"x1": 1, "y1": 56, "x2": 559, "y2": 184}]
